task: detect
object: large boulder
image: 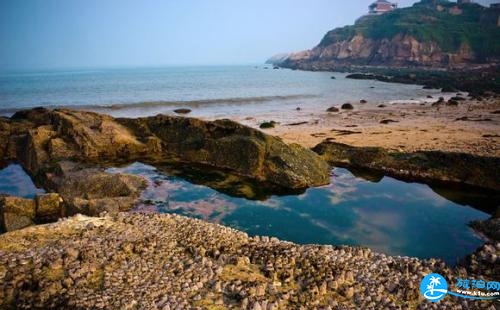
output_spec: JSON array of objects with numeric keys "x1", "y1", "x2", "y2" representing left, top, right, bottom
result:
[
  {"x1": 0, "y1": 193, "x2": 67, "y2": 232},
  {"x1": 120, "y1": 116, "x2": 330, "y2": 189},
  {"x1": 8, "y1": 108, "x2": 329, "y2": 190}
]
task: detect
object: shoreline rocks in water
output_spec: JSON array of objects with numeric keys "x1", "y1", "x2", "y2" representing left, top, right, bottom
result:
[
  {"x1": 312, "y1": 141, "x2": 500, "y2": 192},
  {"x1": 0, "y1": 212, "x2": 497, "y2": 309},
  {"x1": 0, "y1": 107, "x2": 330, "y2": 227},
  {"x1": 1, "y1": 107, "x2": 330, "y2": 189}
]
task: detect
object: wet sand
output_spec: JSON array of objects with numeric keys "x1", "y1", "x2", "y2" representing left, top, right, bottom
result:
[{"x1": 228, "y1": 97, "x2": 500, "y2": 157}]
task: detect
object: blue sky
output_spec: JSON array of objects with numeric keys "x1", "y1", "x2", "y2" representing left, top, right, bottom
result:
[{"x1": 0, "y1": 0, "x2": 496, "y2": 69}]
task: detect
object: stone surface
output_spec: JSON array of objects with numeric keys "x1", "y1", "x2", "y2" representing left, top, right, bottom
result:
[
  {"x1": 0, "y1": 196, "x2": 36, "y2": 232},
  {"x1": 35, "y1": 193, "x2": 64, "y2": 222},
  {"x1": 0, "y1": 212, "x2": 496, "y2": 309},
  {"x1": 6, "y1": 108, "x2": 329, "y2": 191},
  {"x1": 120, "y1": 115, "x2": 330, "y2": 189},
  {"x1": 313, "y1": 141, "x2": 500, "y2": 191}
]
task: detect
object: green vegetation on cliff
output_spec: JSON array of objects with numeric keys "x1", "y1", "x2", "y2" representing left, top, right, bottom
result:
[{"x1": 319, "y1": 0, "x2": 500, "y2": 60}]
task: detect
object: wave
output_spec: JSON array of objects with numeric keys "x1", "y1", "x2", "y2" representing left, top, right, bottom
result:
[{"x1": 0, "y1": 94, "x2": 317, "y2": 115}]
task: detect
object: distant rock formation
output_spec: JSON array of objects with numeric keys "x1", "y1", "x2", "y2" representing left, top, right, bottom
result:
[{"x1": 265, "y1": 53, "x2": 291, "y2": 66}]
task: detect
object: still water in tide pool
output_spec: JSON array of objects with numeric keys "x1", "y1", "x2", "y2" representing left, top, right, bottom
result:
[
  {"x1": 0, "y1": 164, "x2": 45, "y2": 198},
  {"x1": 105, "y1": 162, "x2": 491, "y2": 265}
]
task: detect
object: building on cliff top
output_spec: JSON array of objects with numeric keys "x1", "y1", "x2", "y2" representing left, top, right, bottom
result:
[{"x1": 369, "y1": 0, "x2": 398, "y2": 14}]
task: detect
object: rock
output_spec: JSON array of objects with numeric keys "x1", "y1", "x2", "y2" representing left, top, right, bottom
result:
[
  {"x1": 0, "y1": 212, "x2": 493, "y2": 309},
  {"x1": 312, "y1": 141, "x2": 500, "y2": 191},
  {"x1": 6, "y1": 108, "x2": 329, "y2": 191},
  {"x1": 442, "y1": 86, "x2": 457, "y2": 93},
  {"x1": 341, "y1": 103, "x2": 354, "y2": 110},
  {"x1": 13, "y1": 108, "x2": 149, "y2": 176},
  {"x1": 326, "y1": 107, "x2": 339, "y2": 113},
  {"x1": 0, "y1": 196, "x2": 36, "y2": 232},
  {"x1": 446, "y1": 99, "x2": 459, "y2": 106},
  {"x1": 259, "y1": 121, "x2": 276, "y2": 129},
  {"x1": 3, "y1": 108, "x2": 330, "y2": 215},
  {"x1": 35, "y1": 193, "x2": 64, "y2": 222},
  {"x1": 377, "y1": 104, "x2": 387, "y2": 108},
  {"x1": 379, "y1": 119, "x2": 399, "y2": 124},
  {"x1": 49, "y1": 165, "x2": 147, "y2": 216},
  {"x1": 359, "y1": 99, "x2": 367, "y2": 104},
  {"x1": 173, "y1": 108, "x2": 192, "y2": 115},
  {"x1": 122, "y1": 115, "x2": 330, "y2": 189}
]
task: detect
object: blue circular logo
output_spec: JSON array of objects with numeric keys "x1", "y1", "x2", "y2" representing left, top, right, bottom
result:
[{"x1": 420, "y1": 273, "x2": 448, "y2": 302}]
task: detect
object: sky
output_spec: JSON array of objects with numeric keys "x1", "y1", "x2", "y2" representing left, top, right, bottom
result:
[{"x1": 0, "y1": 0, "x2": 497, "y2": 70}]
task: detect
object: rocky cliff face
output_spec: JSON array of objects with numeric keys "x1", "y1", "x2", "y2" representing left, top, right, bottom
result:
[
  {"x1": 272, "y1": 0, "x2": 500, "y2": 69},
  {"x1": 282, "y1": 33, "x2": 474, "y2": 69}
]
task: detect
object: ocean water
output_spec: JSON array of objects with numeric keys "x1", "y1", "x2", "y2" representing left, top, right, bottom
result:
[
  {"x1": 0, "y1": 65, "x2": 446, "y2": 118},
  {"x1": 106, "y1": 162, "x2": 491, "y2": 265}
]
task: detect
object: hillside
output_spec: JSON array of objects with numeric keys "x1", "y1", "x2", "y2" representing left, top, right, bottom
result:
[{"x1": 274, "y1": 0, "x2": 500, "y2": 69}]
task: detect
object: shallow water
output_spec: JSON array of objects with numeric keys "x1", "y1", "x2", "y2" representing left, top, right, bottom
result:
[
  {"x1": 106, "y1": 162, "x2": 491, "y2": 265},
  {"x1": 0, "y1": 164, "x2": 45, "y2": 198},
  {"x1": 0, "y1": 66, "x2": 446, "y2": 118}
]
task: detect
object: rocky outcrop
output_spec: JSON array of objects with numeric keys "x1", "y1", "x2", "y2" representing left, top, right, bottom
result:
[
  {"x1": 0, "y1": 212, "x2": 496, "y2": 309},
  {"x1": 5, "y1": 108, "x2": 329, "y2": 191},
  {"x1": 119, "y1": 116, "x2": 330, "y2": 189},
  {"x1": 0, "y1": 108, "x2": 329, "y2": 227},
  {"x1": 313, "y1": 141, "x2": 500, "y2": 191}
]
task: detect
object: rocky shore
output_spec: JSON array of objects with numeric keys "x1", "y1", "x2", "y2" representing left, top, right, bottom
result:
[
  {"x1": 0, "y1": 212, "x2": 498, "y2": 310},
  {"x1": 1, "y1": 105, "x2": 499, "y2": 309},
  {"x1": 0, "y1": 108, "x2": 329, "y2": 232}
]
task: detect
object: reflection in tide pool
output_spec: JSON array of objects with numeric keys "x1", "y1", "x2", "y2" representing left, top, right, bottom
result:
[
  {"x1": 108, "y1": 162, "x2": 490, "y2": 264},
  {"x1": 0, "y1": 164, "x2": 45, "y2": 198}
]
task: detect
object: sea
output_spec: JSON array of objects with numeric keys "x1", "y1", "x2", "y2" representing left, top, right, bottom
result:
[
  {"x1": 0, "y1": 65, "x2": 492, "y2": 264},
  {"x1": 0, "y1": 65, "x2": 447, "y2": 118}
]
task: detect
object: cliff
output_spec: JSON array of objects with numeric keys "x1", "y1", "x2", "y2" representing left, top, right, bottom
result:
[{"x1": 272, "y1": 0, "x2": 500, "y2": 69}]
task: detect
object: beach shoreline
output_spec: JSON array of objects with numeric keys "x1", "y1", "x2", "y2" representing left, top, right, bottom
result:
[{"x1": 226, "y1": 96, "x2": 500, "y2": 157}]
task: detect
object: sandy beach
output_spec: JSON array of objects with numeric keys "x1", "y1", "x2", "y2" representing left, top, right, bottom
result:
[{"x1": 230, "y1": 97, "x2": 500, "y2": 157}]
